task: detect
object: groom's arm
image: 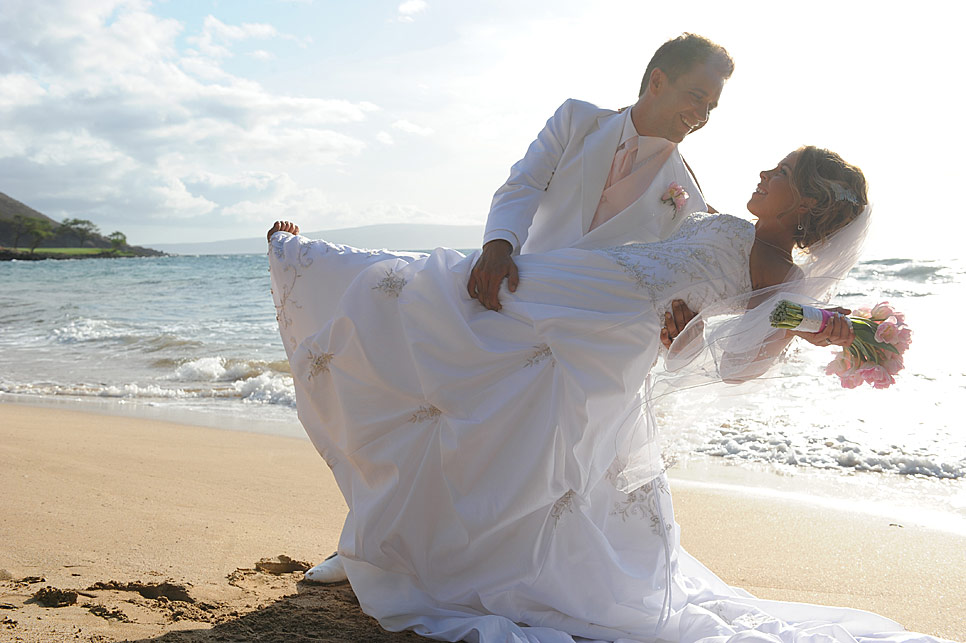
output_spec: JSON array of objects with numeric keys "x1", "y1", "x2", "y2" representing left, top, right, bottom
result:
[
  {"x1": 469, "y1": 99, "x2": 579, "y2": 310},
  {"x1": 481, "y1": 99, "x2": 578, "y2": 254},
  {"x1": 468, "y1": 239, "x2": 518, "y2": 311}
]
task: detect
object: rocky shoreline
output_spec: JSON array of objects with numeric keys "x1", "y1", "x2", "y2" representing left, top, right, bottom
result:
[{"x1": 0, "y1": 247, "x2": 165, "y2": 261}]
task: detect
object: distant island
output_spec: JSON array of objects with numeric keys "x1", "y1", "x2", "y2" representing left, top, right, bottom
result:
[
  {"x1": 0, "y1": 191, "x2": 163, "y2": 261},
  {"x1": 0, "y1": 189, "x2": 486, "y2": 261},
  {"x1": 152, "y1": 223, "x2": 486, "y2": 255}
]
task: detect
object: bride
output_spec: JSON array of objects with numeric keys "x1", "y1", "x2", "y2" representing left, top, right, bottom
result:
[{"x1": 267, "y1": 147, "x2": 943, "y2": 643}]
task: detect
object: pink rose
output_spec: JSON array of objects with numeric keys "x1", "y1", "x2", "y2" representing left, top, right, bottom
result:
[
  {"x1": 838, "y1": 371, "x2": 865, "y2": 389},
  {"x1": 662, "y1": 182, "x2": 689, "y2": 212},
  {"x1": 881, "y1": 351, "x2": 904, "y2": 376},
  {"x1": 852, "y1": 306, "x2": 872, "y2": 319},
  {"x1": 825, "y1": 351, "x2": 854, "y2": 377},
  {"x1": 859, "y1": 364, "x2": 895, "y2": 389},
  {"x1": 874, "y1": 317, "x2": 900, "y2": 344},
  {"x1": 870, "y1": 301, "x2": 905, "y2": 323},
  {"x1": 873, "y1": 372, "x2": 896, "y2": 389},
  {"x1": 895, "y1": 327, "x2": 913, "y2": 353}
]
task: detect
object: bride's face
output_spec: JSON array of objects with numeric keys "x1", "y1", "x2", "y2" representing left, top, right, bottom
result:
[{"x1": 747, "y1": 151, "x2": 801, "y2": 220}]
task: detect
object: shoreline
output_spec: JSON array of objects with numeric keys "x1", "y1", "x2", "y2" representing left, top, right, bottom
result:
[
  {"x1": 0, "y1": 249, "x2": 164, "y2": 261},
  {"x1": 0, "y1": 392, "x2": 307, "y2": 439},
  {"x1": 8, "y1": 391, "x2": 965, "y2": 534},
  {"x1": 670, "y1": 458, "x2": 966, "y2": 537},
  {"x1": 1, "y1": 402, "x2": 964, "y2": 641}
]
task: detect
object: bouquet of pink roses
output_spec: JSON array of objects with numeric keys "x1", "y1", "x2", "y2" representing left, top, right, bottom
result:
[{"x1": 769, "y1": 300, "x2": 912, "y2": 389}]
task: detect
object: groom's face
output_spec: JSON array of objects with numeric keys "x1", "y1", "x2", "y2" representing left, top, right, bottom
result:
[{"x1": 645, "y1": 59, "x2": 727, "y2": 143}]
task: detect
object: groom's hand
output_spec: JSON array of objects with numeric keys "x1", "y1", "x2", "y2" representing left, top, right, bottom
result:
[
  {"x1": 468, "y1": 239, "x2": 519, "y2": 311},
  {"x1": 661, "y1": 299, "x2": 699, "y2": 349}
]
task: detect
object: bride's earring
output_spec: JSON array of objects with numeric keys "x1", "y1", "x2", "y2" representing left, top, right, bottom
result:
[{"x1": 797, "y1": 223, "x2": 804, "y2": 231}]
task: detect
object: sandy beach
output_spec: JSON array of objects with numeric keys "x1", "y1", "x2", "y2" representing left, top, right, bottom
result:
[{"x1": 1, "y1": 402, "x2": 963, "y2": 642}]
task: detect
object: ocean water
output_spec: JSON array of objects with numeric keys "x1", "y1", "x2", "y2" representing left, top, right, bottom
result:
[{"x1": 1, "y1": 251, "x2": 963, "y2": 527}]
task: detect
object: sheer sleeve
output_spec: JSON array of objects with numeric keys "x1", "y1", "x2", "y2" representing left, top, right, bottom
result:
[{"x1": 612, "y1": 206, "x2": 873, "y2": 492}]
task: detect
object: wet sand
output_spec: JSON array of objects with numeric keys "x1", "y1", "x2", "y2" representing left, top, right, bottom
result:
[{"x1": 1, "y1": 402, "x2": 963, "y2": 642}]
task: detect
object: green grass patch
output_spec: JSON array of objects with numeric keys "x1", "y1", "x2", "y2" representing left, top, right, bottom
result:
[
  {"x1": 6, "y1": 247, "x2": 134, "y2": 257},
  {"x1": 19, "y1": 247, "x2": 106, "y2": 255}
]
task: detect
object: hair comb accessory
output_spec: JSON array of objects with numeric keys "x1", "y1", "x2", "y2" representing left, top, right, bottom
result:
[{"x1": 831, "y1": 182, "x2": 859, "y2": 205}]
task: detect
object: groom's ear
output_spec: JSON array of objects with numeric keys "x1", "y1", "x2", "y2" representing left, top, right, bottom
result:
[{"x1": 647, "y1": 68, "x2": 668, "y2": 94}]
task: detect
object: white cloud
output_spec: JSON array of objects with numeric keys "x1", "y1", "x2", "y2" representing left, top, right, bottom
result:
[
  {"x1": 397, "y1": 0, "x2": 428, "y2": 22},
  {"x1": 0, "y1": 0, "x2": 377, "y2": 240},
  {"x1": 190, "y1": 15, "x2": 281, "y2": 59},
  {"x1": 27, "y1": 130, "x2": 129, "y2": 167},
  {"x1": 0, "y1": 130, "x2": 29, "y2": 158},
  {"x1": 183, "y1": 170, "x2": 294, "y2": 205},
  {"x1": 150, "y1": 175, "x2": 219, "y2": 218},
  {"x1": 392, "y1": 119, "x2": 434, "y2": 136},
  {"x1": 0, "y1": 74, "x2": 48, "y2": 108},
  {"x1": 219, "y1": 178, "x2": 335, "y2": 231},
  {"x1": 5, "y1": 0, "x2": 954, "y2": 256}
]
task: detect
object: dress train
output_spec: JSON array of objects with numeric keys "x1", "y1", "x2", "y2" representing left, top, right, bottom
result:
[{"x1": 268, "y1": 222, "x2": 948, "y2": 643}]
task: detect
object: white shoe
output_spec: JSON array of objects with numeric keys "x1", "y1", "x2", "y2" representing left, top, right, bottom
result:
[{"x1": 303, "y1": 553, "x2": 348, "y2": 584}]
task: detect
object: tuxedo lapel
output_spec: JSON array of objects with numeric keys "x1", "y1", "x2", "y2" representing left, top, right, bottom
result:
[
  {"x1": 574, "y1": 147, "x2": 705, "y2": 250},
  {"x1": 579, "y1": 111, "x2": 626, "y2": 234},
  {"x1": 650, "y1": 147, "x2": 703, "y2": 239}
]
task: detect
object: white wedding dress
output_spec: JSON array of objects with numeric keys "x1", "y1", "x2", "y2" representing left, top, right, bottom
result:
[{"x1": 269, "y1": 213, "x2": 946, "y2": 643}]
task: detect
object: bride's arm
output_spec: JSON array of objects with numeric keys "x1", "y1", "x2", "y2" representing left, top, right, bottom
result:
[
  {"x1": 717, "y1": 268, "x2": 854, "y2": 383},
  {"x1": 717, "y1": 328, "x2": 791, "y2": 384},
  {"x1": 719, "y1": 312, "x2": 854, "y2": 383}
]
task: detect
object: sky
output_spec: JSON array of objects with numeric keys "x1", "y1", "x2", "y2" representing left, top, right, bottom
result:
[{"x1": 0, "y1": 0, "x2": 961, "y2": 258}]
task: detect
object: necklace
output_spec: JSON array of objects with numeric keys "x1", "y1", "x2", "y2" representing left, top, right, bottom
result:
[{"x1": 754, "y1": 237, "x2": 792, "y2": 256}]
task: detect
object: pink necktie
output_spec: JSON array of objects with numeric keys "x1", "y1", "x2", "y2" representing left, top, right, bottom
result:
[{"x1": 588, "y1": 137, "x2": 675, "y2": 232}]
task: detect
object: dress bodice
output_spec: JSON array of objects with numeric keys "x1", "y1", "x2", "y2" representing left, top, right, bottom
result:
[
  {"x1": 595, "y1": 212, "x2": 755, "y2": 315},
  {"x1": 268, "y1": 216, "x2": 942, "y2": 643}
]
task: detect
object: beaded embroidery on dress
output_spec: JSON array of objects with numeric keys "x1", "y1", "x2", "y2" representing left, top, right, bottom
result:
[
  {"x1": 267, "y1": 215, "x2": 946, "y2": 643},
  {"x1": 597, "y1": 212, "x2": 753, "y2": 318}
]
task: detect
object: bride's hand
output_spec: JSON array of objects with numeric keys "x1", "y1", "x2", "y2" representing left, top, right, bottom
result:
[
  {"x1": 790, "y1": 307, "x2": 855, "y2": 348},
  {"x1": 660, "y1": 299, "x2": 699, "y2": 349}
]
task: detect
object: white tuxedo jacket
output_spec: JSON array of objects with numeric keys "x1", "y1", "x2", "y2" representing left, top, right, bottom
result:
[{"x1": 483, "y1": 99, "x2": 707, "y2": 255}]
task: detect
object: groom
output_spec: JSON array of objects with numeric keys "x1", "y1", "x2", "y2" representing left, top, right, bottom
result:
[
  {"x1": 305, "y1": 32, "x2": 736, "y2": 584},
  {"x1": 468, "y1": 33, "x2": 732, "y2": 320}
]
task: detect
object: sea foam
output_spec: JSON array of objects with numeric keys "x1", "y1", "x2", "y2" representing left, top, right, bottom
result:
[{"x1": 697, "y1": 427, "x2": 965, "y2": 480}]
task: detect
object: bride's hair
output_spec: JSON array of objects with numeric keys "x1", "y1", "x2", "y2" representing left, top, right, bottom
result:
[
  {"x1": 792, "y1": 146, "x2": 869, "y2": 249},
  {"x1": 614, "y1": 146, "x2": 874, "y2": 492}
]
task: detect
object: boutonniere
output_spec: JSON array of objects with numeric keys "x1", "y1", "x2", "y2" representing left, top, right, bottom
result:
[{"x1": 661, "y1": 181, "x2": 689, "y2": 217}]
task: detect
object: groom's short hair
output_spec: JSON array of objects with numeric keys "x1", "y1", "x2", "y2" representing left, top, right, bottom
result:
[{"x1": 639, "y1": 33, "x2": 734, "y2": 97}]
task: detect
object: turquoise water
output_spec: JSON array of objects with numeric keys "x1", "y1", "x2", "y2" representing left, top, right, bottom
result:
[
  {"x1": 0, "y1": 253, "x2": 299, "y2": 431},
  {"x1": 1, "y1": 252, "x2": 963, "y2": 500}
]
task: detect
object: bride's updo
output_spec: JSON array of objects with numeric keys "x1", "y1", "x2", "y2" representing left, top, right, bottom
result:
[{"x1": 792, "y1": 146, "x2": 868, "y2": 249}]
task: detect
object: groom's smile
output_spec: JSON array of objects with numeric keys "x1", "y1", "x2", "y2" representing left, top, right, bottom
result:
[{"x1": 632, "y1": 56, "x2": 729, "y2": 144}]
